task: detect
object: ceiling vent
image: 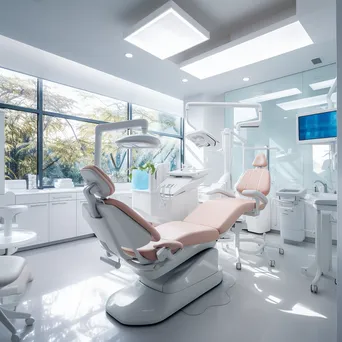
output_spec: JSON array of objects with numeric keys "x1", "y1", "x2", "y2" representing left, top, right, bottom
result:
[{"x1": 311, "y1": 58, "x2": 322, "y2": 65}]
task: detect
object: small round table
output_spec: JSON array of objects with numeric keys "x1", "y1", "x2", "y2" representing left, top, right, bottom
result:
[{"x1": 0, "y1": 229, "x2": 37, "y2": 250}]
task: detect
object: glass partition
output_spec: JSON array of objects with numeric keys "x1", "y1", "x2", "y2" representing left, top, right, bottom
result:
[{"x1": 225, "y1": 63, "x2": 337, "y2": 193}]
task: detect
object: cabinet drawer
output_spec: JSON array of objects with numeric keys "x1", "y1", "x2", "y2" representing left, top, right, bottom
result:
[
  {"x1": 49, "y1": 192, "x2": 77, "y2": 202},
  {"x1": 16, "y1": 193, "x2": 49, "y2": 204}
]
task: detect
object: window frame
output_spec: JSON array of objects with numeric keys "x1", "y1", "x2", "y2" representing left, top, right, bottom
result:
[{"x1": 0, "y1": 71, "x2": 184, "y2": 188}]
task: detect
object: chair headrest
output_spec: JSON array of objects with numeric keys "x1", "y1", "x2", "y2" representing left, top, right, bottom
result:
[
  {"x1": 81, "y1": 165, "x2": 115, "y2": 198},
  {"x1": 252, "y1": 153, "x2": 268, "y2": 168}
]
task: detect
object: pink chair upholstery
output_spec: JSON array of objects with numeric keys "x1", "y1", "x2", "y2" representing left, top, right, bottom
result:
[{"x1": 81, "y1": 154, "x2": 270, "y2": 262}]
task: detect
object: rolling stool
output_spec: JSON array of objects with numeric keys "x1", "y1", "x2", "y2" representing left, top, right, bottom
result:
[{"x1": 0, "y1": 256, "x2": 35, "y2": 342}]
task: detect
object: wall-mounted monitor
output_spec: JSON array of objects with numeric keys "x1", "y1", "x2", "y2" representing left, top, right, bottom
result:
[{"x1": 297, "y1": 109, "x2": 337, "y2": 144}]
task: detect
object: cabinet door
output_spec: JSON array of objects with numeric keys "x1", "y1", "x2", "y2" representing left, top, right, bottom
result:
[
  {"x1": 49, "y1": 201, "x2": 77, "y2": 241},
  {"x1": 77, "y1": 200, "x2": 93, "y2": 236},
  {"x1": 16, "y1": 203, "x2": 49, "y2": 246}
]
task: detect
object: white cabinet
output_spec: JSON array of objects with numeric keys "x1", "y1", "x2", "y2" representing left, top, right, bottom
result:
[
  {"x1": 77, "y1": 200, "x2": 93, "y2": 236},
  {"x1": 49, "y1": 201, "x2": 77, "y2": 241},
  {"x1": 16, "y1": 203, "x2": 49, "y2": 246}
]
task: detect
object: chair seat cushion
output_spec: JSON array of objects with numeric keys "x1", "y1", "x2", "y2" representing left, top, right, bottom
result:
[
  {"x1": 184, "y1": 198, "x2": 259, "y2": 234},
  {"x1": 0, "y1": 256, "x2": 26, "y2": 287},
  {"x1": 122, "y1": 221, "x2": 219, "y2": 261}
]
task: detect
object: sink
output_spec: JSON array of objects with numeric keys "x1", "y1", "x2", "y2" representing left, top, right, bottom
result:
[
  {"x1": 307, "y1": 193, "x2": 337, "y2": 206},
  {"x1": 276, "y1": 187, "x2": 306, "y2": 198}
]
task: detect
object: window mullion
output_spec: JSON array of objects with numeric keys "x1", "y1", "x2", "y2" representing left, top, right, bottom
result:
[{"x1": 37, "y1": 79, "x2": 44, "y2": 188}]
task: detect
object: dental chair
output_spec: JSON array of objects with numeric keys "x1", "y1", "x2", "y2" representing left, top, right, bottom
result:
[
  {"x1": 80, "y1": 156, "x2": 280, "y2": 325},
  {"x1": 202, "y1": 153, "x2": 284, "y2": 269},
  {"x1": 80, "y1": 165, "x2": 223, "y2": 326}
]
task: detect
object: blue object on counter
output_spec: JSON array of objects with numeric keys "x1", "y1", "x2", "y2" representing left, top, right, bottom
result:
[{"x1": 132, "y1": 169, "x2": 149, "y2": 190}]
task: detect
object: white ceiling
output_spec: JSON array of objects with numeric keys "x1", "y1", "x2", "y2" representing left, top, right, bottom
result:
[{"x1": 0, "y1": 0, "x2": 336, "y2": 100}]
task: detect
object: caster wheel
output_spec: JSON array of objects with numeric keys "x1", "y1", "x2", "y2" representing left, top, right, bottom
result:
[
  {"x1": 11, "y1": 334, "x2": 20, "y2": 342},
  {"x1": 311, "y1": 284, "x2": 318, "y2": 294},
  {"x1": 236, "y1": 262, "x2": 242, "y2": 271},
  {"x1": 335, "y1": 279, "x2": 338, "y2": 285},
  {"x1": 279, "y1": 248, "x2": 285, "y2": 255},
  {"x1": 269, "y1": 260, "x2": 275, "y2": 267},
  {"x1": 25, "y1": 317, "x2": 35, "y2": 326}
]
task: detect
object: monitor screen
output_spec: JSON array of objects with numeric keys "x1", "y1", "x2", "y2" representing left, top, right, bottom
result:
[{"x1": 298, "y1": 110, "x2": 337, "y2": 142}]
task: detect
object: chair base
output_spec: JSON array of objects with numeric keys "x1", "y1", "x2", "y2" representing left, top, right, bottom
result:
[
  {"x1": 106, "y1": 249, "x2": 223, "y2": 325},
  {"x1": 0, "y1": 265, "x2": 33, "y2": 299},
  {"x1": 232, "y1": 222, "x2": 284, "y2": 270}
]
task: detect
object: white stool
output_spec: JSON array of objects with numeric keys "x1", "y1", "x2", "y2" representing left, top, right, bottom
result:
[{"x1": 0, "y1": 256, "x2": 34, "y2": 342}]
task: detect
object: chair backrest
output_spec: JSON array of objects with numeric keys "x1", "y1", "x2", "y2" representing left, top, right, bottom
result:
[
  {"x1": 80, "y1": 165, "x2": 160, "y2": 262},
  {"x1": 236, "y1": 153, "x2": 271, "y2": 196}
]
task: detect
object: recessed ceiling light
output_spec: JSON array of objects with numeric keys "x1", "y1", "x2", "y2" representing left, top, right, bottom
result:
[
  {"x1": 277, "y1": 93, "x2": 337, "y2": 111},
  {"x1": 284, "y1": 116, "x2": 288, "y2": 119},
  {"x1": 124, "y1": 1, "x2": 209, "y2": 60},
  {"x1": 181, "y1": 21, "x2": 313, "y2": 79},
  {"x1": 125, "y1": 53, "x2": 133, "y2": 58},
  {"x1": 243, "y1": 77, "x2": 250, "y2": 82},
  {"x1": 309, "y1": 78, "x2": 336, "y2": 91},
  {"x1": 182, "y1": 78, "x2": 188, "y2": 83},
  {"x1": 240, "y1": 88, "x2": 301, "y2": 103}
]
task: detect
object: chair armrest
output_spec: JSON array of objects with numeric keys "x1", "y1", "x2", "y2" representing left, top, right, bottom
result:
[
  {"x1": 241, "y1": 190, "x2": 268, "y2": 206},
  {"x1": 153, "y1": 240, "x2": 183, "y2": 250},
  {"x1": 154, "y1": 240, "x2": 183, "y2": 262},
  {"x1": 206, "y1": 189, "x2": 236, "y2": 198}
]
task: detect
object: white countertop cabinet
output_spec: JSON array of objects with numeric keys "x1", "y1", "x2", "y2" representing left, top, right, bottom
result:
[{"x1": 8, "y1": 187, "x2": 132, "y2": 249}]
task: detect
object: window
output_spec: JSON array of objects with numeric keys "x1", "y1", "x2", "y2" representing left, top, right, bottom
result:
[
  {"x1": 0, "y1": 69, "x2": 37, "y2": 109},
  {"x1": 43, "y1": 81, "x2": 127, "y2": 121},
  {"x1": 0, "y1": 67, "x2": 183, "y2": 187},
  {"x1": 132, "y1": 104, "x2": 181, "y2": 135},
  {"x1": 4, "y1": 109, "x2": 38, "y2": 180},
  {"x1": 132, "y1": 136, "x2": 181, "y2": 171},
  {"x1": 132, "y1": 104, "x2": 183, "y2": 171}
]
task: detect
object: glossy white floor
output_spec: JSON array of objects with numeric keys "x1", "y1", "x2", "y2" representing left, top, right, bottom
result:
[{"x1": 0, "y1": 234, "x2": 337, "y2": 342}]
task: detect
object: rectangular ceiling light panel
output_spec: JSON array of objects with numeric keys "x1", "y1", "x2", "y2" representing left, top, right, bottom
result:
[
  {"x1": 240, "y1": 88, "x2": 302, "y2": 103},
  {"x1": 277, "y1": 93, "x2": 337, "y2": 111},
  {"x1": 309, "y1": 79, "x2": 336, "y2": 91},
  {"x1": 181, "y1": 21, "x2": 313, "y2": 79},
  {"x1": 124, "y1": 1, "x2": 209, "y2": 60}
]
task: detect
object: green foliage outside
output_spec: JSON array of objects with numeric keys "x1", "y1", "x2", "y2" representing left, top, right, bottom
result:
[{"x1": 1, "y1": 70, "x2": 181, "y2": 186}]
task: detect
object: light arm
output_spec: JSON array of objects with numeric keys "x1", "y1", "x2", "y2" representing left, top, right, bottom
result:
[{"x1": 95, "y1": 119, "x2": 148, "y2": 167}]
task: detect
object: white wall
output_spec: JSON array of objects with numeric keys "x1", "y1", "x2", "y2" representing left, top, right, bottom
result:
[
  {"x1": 184, "y1": 94, "x2": 225, "y2": 185},
  {"x1": 337, "y1": 0, "x2": 342, "y2": 340},
  {"x1": 0, "y1": 34, "x2": 183, "y2": 117}
]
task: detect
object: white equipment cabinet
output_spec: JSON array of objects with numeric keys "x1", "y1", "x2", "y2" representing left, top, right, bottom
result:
[
  {"x1": 49, "y1": 199, "x2": 77, "y2": 241},
  {"x1": 276, "y1": 188, "x2": 307, "y2": 242},
  {"x1": 16, "y1": 202, "x2": 49, "y2": 246}
]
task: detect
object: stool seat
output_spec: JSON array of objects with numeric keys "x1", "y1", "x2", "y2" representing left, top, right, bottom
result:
[{"x1": 0, "y1": 256, "x2": 26, "y2": 287}]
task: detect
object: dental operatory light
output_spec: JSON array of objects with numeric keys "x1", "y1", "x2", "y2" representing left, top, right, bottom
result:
[
  {"x1": 277, "y1": 93, "x2": 337, "y2": 111},
  {"x1": 115, "y1": 134, "x2": 161, "y2": 149},
  {"x1": 243, "y1": 77, "x2": 250, "y2": 82},
  {"x1": 95, "y1": 119, "x2": 160, "y2": 166},
  {"x1": 125, "y1": 53, "x2": 133, "y2": 58},
  {"x1": 124, "y1": 1, "x2": 209, "y2": 60},
  {"x1": 180, "y1": 21, "x2": 313, "y2": 79},
  {"x1": 309, "y1": 78, "x2": 336, "y2": 90},
  {"x1": 241, "y1": 88, "x2": 302, "y2": 104}
]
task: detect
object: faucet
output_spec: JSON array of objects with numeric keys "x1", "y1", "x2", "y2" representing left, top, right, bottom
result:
[{"x1": 314, "y1": 180, "x2": 328, "y2": 193}]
